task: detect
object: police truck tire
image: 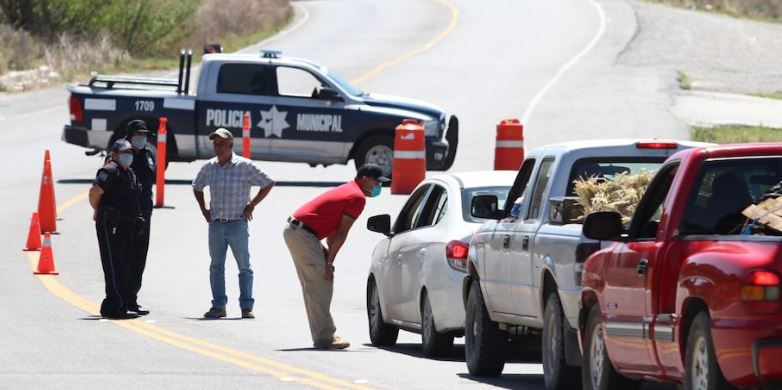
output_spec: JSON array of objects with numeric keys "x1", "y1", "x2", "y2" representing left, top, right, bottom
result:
[
  {"x1": 355, "y1": 135, "x2": 393, "y2": 178},
  {"x1": 542, "y1": 293, "x2": 581, "y2": 390},
  {"x1": 582, "y1": 305, "x2": 639, "y2": 390},
  {"x1": 684, "y1": 312, "x2": 734, "y2": 390},
  {"x1": 367, "y1": 278, "x2": 398, "y2": 346},
  {"x1": 465, "y1": 282, "x2": 507, "y2": 376},
  {"x1": 421, "y1": 292, "x2": 454, "y2": 357}
]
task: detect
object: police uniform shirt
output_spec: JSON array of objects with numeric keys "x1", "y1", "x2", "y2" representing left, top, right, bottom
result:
[
  {"x1": 130, "y1": 147, "x2": 155, "y2": 211},
  {"x1": 94, "y1": 161, "x2": 141, "y2": 217}
]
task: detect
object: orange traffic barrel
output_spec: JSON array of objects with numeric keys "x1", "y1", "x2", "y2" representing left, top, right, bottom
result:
[
  {"x1": 391, "y1": 119, "x2": 426, "y2": 195},
  {"x1": 494, "y1": 118, "x2": 524, "y2": 170}
]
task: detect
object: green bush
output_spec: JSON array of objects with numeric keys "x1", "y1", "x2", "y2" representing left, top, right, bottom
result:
[{"x1": 0, "y1": 0, "x2": 198, "y2": 55}]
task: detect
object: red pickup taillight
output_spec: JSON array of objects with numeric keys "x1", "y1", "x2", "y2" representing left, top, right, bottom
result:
[
  {"x1": 69, "y1": 96, "x2": 84, "y2": 122},
  {"x1": 446, "y1": 240, "x2": 469, "y2": 273},
  {"x1": 742, "y1": 269, "x2": 780, "y2": 314}
]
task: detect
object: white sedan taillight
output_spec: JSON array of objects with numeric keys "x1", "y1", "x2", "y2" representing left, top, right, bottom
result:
[{"x1": 446, "y1": 240, "x2": 469, "y2": 273}]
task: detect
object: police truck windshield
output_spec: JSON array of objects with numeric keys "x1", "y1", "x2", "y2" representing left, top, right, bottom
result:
[{"x1": 327, "y1": 71, "x2": 363, "y2": 97}]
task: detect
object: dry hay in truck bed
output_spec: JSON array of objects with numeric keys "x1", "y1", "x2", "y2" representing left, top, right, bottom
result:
[{"x1": 573, "y1": 171, "x2": 656, "y2": 224}]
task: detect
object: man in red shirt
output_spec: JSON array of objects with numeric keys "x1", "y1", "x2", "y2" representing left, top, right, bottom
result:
[{"x1": 284, "y1": 163, "x2": 388, "y2": 350}]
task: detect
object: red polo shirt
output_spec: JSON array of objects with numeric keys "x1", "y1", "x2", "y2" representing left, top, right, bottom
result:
[{"x1": 292, "y1": 180, "x2": 366, "y2": 239}]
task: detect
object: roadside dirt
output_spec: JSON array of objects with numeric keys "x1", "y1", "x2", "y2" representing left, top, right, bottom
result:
[{"x1": 622, "y1": 0, "x2": 782, "y2": 95}]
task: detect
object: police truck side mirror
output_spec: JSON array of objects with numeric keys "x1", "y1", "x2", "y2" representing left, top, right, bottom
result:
[
  {"x1": 317, "y1": 87, "x2": 342, "y2": 101},
  {"x1": 367, "y1": 214, "x2": 392, "y2": 237}
]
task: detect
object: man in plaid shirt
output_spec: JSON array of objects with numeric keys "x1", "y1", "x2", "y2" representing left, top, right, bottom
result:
[{"x1": 193, "y1": 128, "x2": 274, "y2": 319}]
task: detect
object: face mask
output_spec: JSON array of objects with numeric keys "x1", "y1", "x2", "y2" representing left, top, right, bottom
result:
[
  {"x1": 369, "y1": 184, "x2": 382, "y2": 198},
  {"x1": 130, "y1": 135, "x2": 147, "y2": 149},
  {"x1": 117, "y1": 153, "x2": 133, "y2": 168}
]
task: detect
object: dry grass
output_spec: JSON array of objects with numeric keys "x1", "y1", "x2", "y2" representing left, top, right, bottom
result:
[
  {"x1": 574, "y1": 171, "x2": 656, "y2": 223},
  {"x1": 45, "y1": 34, "x2": 131, "y2": 81},
  {"x1": 692, "y1": 124, "x2": 782, "y2": 143},
  {"x1": 187, "y1": 0, "x2": 291, "y2": 48},
  {"x1": 644, "y1": 0, "x2": 782, "y2": 22},
  {"x1": 0, "y1": 24, "x2": 40, "y2": 73}
]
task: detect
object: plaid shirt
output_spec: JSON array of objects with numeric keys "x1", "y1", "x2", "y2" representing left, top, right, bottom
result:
[{"x1": 192, "y1": 154, "x2": 273, "y2": 220}]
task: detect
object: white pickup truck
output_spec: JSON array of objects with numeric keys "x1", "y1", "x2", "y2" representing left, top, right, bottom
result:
[{"x1": 463, "y1": 139, "x2": 709, "y2": 390}]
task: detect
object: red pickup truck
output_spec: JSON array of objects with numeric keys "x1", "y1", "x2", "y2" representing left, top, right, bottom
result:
[{"x1": 578, "y1": 143, "x2": 782, "y2": 390}]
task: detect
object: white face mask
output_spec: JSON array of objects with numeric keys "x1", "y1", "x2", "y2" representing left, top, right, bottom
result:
[
  {"x1": 130, "y1": 135, "x2": 147, "y2": 149},
  {"x1": 117, "y1": 153, "x2": 134, "y2": 168}
]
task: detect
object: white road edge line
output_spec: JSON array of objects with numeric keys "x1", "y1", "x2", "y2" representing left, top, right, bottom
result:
[{"x1": 521, "y1": 0, "x2": 607, "y2": 124}]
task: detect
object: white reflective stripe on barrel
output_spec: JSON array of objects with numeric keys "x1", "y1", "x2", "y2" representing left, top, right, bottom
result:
[
  {"x1": 243, "y1": 130, "x2": 250, "y2": 137},
  {"x1": 495, "y1": 140, "x2": 524, "y2": 148},
  {"x1": 394, "y1": 151, "x2": 426, "y2": 159},
  {"x1": 157, "y1": 134, "x2": 167, "y2": 142}
]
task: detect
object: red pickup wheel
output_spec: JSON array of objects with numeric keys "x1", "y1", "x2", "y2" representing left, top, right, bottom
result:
[
  {"x1": 684, "y1": 312, "x2": 734, "y2": 390},
  {"x1": 582, "y1": 305, "x2": 639, "y2": 390}
]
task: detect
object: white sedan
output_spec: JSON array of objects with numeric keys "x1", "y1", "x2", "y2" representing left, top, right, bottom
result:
[{"x1": 365, "y1": 171, "x2": 514, "y2": 357}]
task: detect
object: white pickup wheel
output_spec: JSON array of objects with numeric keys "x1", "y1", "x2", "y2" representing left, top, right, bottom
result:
[
  {"x1": 465, "y1": 282, "x2": 507, "y2": 376},
  {"x1": 542, "y1": 293, "x2": 581, "y2": 390}
]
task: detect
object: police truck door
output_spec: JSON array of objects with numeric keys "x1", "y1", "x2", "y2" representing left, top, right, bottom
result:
[
  {"x1": 268, "y1": 65, "x2": 350, "y2": 163},
  {"x1": 198, "y1": 62, "x2": 273, "y2": 158}
]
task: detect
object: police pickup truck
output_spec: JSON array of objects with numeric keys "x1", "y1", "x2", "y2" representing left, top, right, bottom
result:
[{"x1": 62, "y1": 50, "x2": 458, "y2": 174}]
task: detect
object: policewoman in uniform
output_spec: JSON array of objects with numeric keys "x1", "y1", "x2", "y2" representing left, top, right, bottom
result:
[
  {"x1": 89, "y1": 139, "x2": 141, "y2": 319},
  {"x1": 125, "y1": 120, "x2": 155, "y2": 315},
  {"x1": 283, "y1": 163, "x2": 388, "y2": 349}
]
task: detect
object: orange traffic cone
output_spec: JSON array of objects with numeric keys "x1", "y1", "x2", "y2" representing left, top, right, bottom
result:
[
  {"x1": 23, "y1": 212, "x2": 42, "y2": 251},
  {"x1": 38, "y1": 150, "x2": 57, "y2": 233},
  {"x1": 45, "y1": 150, "x2": 58, "y2": 218},
  {"x1": 34, "y1": 232, "x2": 59, "y2": 275}
]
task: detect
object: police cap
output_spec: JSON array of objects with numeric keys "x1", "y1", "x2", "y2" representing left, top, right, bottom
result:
[{"x1": 126, "y1": 119, "x2": 150, "y2": 133}]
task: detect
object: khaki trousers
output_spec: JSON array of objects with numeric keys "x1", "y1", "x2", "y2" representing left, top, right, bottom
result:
[{"x1": 283, "y1": 223, "x2": 335, "y2": 347}]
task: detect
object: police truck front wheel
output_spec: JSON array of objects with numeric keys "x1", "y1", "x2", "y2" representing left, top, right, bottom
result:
[{"x1": 355, "y1": 135, "x2": 393, "y2": 178}]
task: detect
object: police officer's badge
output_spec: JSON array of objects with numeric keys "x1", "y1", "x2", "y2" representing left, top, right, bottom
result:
[{"x1": 146, "y1": 153, "x2": 155, "y2": 170}]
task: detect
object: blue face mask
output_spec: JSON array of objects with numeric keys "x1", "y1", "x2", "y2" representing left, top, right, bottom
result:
[
  {"x1": 369, "y1": 184, "x2": 382, "y2": 198},
  {"x1": 130, "y1": 135, "x2": 147, "y2": 149},
  {"x1": 117, "y1": 153, "x2": 133, "y2": 168}
]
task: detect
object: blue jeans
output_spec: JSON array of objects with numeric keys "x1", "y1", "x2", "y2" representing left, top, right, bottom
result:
[{"x1": 208, "y1": 220, "x2": 253, "y2": 310}]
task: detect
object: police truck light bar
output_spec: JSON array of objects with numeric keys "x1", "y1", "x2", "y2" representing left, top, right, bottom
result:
[{"x1": 261, "y1": 50, "x2": 282, "y2": 59}]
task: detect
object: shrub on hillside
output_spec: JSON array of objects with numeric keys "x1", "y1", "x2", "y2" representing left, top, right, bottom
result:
[{"x1": 0, "y1": 24, "x2": 40, "y2": 72}]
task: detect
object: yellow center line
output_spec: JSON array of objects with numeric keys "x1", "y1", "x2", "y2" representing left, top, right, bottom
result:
[
  {"x1": 350, "y1": 0, "x2": 460, "y2": 86},
  {"x1": 56, "y1": 192, "x2": 89, "y2": 215},
  {"x1": 36, "y1": 0, "x2": 460, "y2": 386},
  {"x1": 27, "y1": 251, "x2": 371, "y2": 390}
]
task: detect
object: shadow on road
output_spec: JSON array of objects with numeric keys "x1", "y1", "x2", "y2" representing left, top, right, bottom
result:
[
  {"x1": 58, "y1": 179, "x2": 344, "y2": 188},
  {"x1": 360, "y1": 335, "x2": 543, "y2": 363},
  {"x1": 457, "y1": 373, "x2": 545, "y2": 389}
]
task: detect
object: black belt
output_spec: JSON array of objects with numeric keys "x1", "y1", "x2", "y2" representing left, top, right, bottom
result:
[
  {"x1": 288, "y1": 217, "x2": 317, "y2": 236},
  {"x1": 214, "y1": 218, "x2": 235, "y2": 222}
]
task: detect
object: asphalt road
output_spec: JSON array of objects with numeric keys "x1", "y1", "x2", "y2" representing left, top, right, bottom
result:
[{"x1": 0, "y1": 0, "x2": 679, "y2": 388}]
